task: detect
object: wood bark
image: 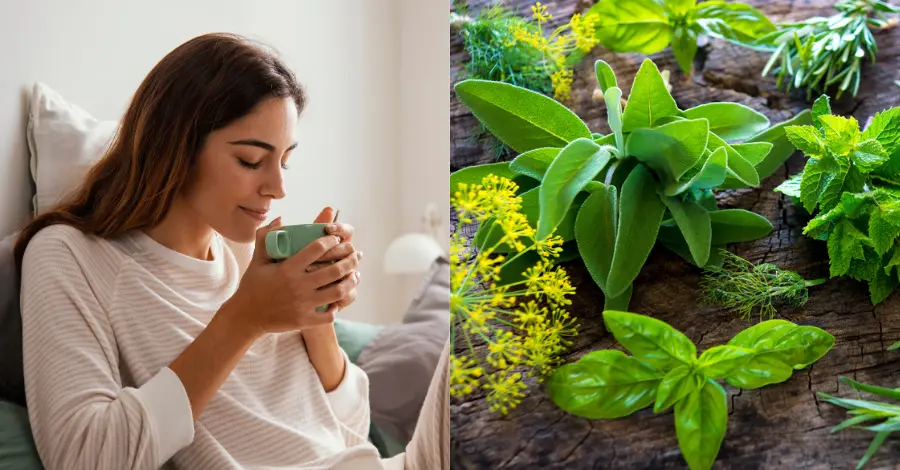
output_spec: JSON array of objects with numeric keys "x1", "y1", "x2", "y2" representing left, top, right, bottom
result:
[{"x1": 450, "y1": 1, "x2": 900, "y2": 468}]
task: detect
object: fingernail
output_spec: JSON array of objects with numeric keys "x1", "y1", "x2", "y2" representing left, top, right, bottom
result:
[{"x1": 327, "y1": 224, "x2": 337, "y2": 232}]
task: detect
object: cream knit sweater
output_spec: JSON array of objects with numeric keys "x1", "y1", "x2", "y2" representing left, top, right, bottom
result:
[{"x1": 20, "y1": 224, "x2": 403, "y2": 470}]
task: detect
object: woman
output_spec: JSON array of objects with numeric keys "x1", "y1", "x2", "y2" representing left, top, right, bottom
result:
[{"x1": 13, "y1": 33, "x2": 449, "y2": 470}]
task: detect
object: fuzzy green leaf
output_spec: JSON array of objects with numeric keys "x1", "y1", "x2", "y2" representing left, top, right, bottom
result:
[
  {"x1": 663, "y1": 196, "x2": 711, "y2": 266},
  {"x1": 538, "y1": 139, "x2": 611, "y2": 239},
  {"x1": 509, "y1": 147, "x2": 562, "y2": 181},
  {"x1": 622, "y1": 59, "x2": 681, "y2": 132},
  {"x1": 576, "y1": 185, "x2": 618, "y2": 292},
  {"x1": 603, "y1": 311, "x2": 697, "y2": 372},
  {"x1": 784, "y1": 125, "x2": 826, "y2": 157},
  {"x1": 454, "y1": 79, "x2": 592, "y2": 153},
  {"x1": 594, "y1": 60, "x2": 618, "y2": 96},
  {"x1": 654, "y1": 365, "x2": 704, "y2": 413},
  {"x1": 664, "y1": 147, "x2": 729, "y2": 196},
  {"x1": 693, "y1": 1, "x2": 775, "y2": 44},
  {"x1": 828, "y1": 219, "x2": 871, "y2": 277},
  {"x1": 606, "y1": 164, "x2": 667, "y2": 297},
  {"x1": 547, "y1": 349, "x2": 664, "y2": 419},
  {"x1": 606, "y1": 87, "x2": 626, "y2": 153},
  {"x1": 708, "y1": 209, "x2": 773, "y2": 244},
  {"x1": 730, "y1": 142, "x2": 773, "y2": 166},
  {"x1": 675, "y1": 379, "x2": 728, "y2": 470},
  {"x1": 683, "y1": 103, "x2": 770, "y2": 141},
  {"x1": 626, "y1": 119, "x2": 710, "y2": 181},
  {"x1": 741, "y1": 109, "x2": 814, "y2": 183},
  {"x1": 706, "y1": 132, "x2": 760, "y2": 187}
]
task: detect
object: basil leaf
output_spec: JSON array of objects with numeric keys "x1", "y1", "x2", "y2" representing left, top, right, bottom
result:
[
  {"x1": 626, "y1": 118, "x2": 710, "y2": 181},
  {"x1": 509, "y1": 147, "x2": 562, "y2": 181},
  {"x1": 709, "y1": 209, "x2": 773, "y2": 244},
  {"x1": 538, "y1": 139, "x2": 611, "y2": 239},
  {"x1": 576, "y1": 185, "x2": 618, "y2": 292},
  {"x1": 693, "y1": 1, "x2": 776, "y2": 45},
  {"x1": 682, "y1": 103, "x2": 770, "y2": 141},
  {"x1": 667, "y1": 0, "x2": 697, "y2": 17},
  {"x1": 697, "y1": 345, "x2": 754, "y2": 379},
  {"x1": 547, "y1": 349, "x2": 664, "y2": 419},
  {"x1": 675, "y1": 379, "x2": 728, "y2": 470},
  {"x1": 663, "y1": 196, "x2": 711, "y2": 266},
  {"x1": 672, "y1": 25, "x2": 699, "y2": 74},
  {"x1": 706, "y1": 132, "x2": 760, "y2": 187},
  {"x1": 602, "y1": 310, "x2": 697, "y2": 372},
  {"x1": 606, "y1": 164, "x2": 667, "y2": 297},
  {"x1": 654, "y1": 365, "x2": 704, "y2": 413},
  {"x1": 595, "y1": 59, "x2": 618, "y2": 95},
  {"x1": 589, "y1": 0, "x2": 671, "y2": 55},
  {"x1": 622, "y1": 59, "x2": 681, "y2": 132},
  {"x1": 725, "y1": 320, "x2": 835, "y2": 389},
  {"x1": 454, "y1": 79, "x2": 592, "y2": 153}
]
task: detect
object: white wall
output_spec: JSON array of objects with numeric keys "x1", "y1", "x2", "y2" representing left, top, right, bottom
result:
[{"x1": 0, "y1": 0, "x2": 448, "y2": 324}]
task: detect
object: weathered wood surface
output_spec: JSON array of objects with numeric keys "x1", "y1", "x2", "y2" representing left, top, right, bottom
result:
[{"x1": 449, "y1": 1, "x2": 900, "y2": 468}]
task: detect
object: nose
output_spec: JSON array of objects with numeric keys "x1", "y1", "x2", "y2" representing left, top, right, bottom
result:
[{"x1": 261, "y1": 166, "x2": 286, "y2": 200}]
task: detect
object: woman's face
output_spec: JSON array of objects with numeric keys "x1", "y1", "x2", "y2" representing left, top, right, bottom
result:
[{"x1": 185, "y1": 97, "x2": 298, "y2": 243}]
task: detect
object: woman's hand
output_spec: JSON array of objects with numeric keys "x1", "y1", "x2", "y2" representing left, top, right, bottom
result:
[
  {"x1": 311, "y1": 207, "x2": 362, "y2": 312},
  {"x1": 225, "y1": 217, "x2": 362, "y2": 338}
]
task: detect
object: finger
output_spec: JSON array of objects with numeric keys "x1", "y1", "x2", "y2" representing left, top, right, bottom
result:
[
  {"x1": 250, "y1": 217, "x2": 282, "y2": 267},
  {"x1": 334, "y1": 273, "x2": 360, "y2": 310},
  {"x1": 325, "y1": 222, "x2": 354, "y2": 242},
  {"x1": 314, "y1": 241, "x2": 357, "y2": 264},
  {"x1": 313, "y1": 269, "x2": 361, "y2": 305},
  {"x1": 308, "y1": 251, "x2": 361, "y2": 288},
  {"x1": 313, "y1": 207, "x2": 334, "y2": 224},
  {"x1": 281, "y1": 234, "x2": 342, "y2": 270}
]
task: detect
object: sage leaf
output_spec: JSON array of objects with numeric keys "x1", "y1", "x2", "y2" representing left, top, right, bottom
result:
[
  {"x1": 626, "y1": 119, "x2": 710, "y2": 181},
  {"x1": 476, "y1": 187, "x2": 588, "y2": 250},
  {"x1": 589, "y1": 0, "x2": 671, "y2": 55},
  {"x1": 742, "y1": 109, "x2": 814, "y2": 183},
  {"x1": 730, "y1": 142, "x2": 773, "y2": 166},
  {"x1": 654, "y1": 365, "x2": 704, "y2": 413},
  {"x1": 454, "y1": 79, "x2": 592, "y2": 153},
  {"x1": 663, "y1": 196, "x2": 711, "y2": 266},
  {"x1": 697, "y1": 345, "x2": 754, "y2": 380},
  {"x1": 675, "y1": 379, "x2": 728, "y2": 470},
  {"x1": 538, "y1": 139, "x2": 611, "y2": 239},
  {"x1": 509, "y1": 147, "x2": 562, "y2": 181},
  {"x1": 602, "y1": 310, "x2": 697, "y2": 372},
  {"x1": 622, "y1": 59, "x2": 681, "y2": 132},
  {"x1": 606, "y1": 86, "x2": 626, "y2": 155},
  {"x1": 706, "y1": 132, "x2": 760, "y2": 187},
  {"x1": 547, "y1": 349, "x2": 664, "y2": 419},
  {"x1": 451, "y1": 162, "x2": 536, "y2": 195},
  {"x1": 607, "y1": 164, "x2": 667, "y2": 297},
  {"x1": 665, "y1": 147, "x2": 728, "y2": 196},
  {"x1": 682, "y1": 103, "x2": 770, "y2": 141},
  {"x1": 709, "y1": 209, "x2": 773, "y2": 244},
  {"x1": 605, "y1": 284, "x2": 634, "y2": 311},
  {"x1": 595, "y1": 60, "x2": 618, "y2": 95},
  {"x1": 576, "y1": 185, "x2": 617, "y2": 292}
]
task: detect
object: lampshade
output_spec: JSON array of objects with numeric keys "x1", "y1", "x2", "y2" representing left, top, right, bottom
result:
[{"x1": 383, "y1": 232, "x2": 445, "y2": 274}]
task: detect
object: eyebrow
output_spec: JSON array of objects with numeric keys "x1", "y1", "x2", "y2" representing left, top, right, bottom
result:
[{"x1": 228, "y1": 139, "x2": 298, "y2": 152}]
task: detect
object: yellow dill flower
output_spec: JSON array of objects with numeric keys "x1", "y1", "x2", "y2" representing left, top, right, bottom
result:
[
  {"x1": 551, "y1": 68, "x2": 574, "y2": 102},
  {"x1": 569, "y1": 13, "x2": 600, "y2": 53},
  {"x1": 450, "y1": 174, "x2": 578, "y2": 415},
  {"x1": 531, "y1": 2, "x2": 552, "y2": 24}
]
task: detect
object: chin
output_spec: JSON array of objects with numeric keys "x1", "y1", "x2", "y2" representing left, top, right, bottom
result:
[{"x1": 215, "y1": 222, "x2": 258, "y2": 244}]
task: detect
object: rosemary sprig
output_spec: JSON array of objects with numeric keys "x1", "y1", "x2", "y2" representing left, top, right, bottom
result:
[
  {"x1": 818, "y1": 376, "x2": 900, "y2": 469},
  {"x1": 700, "y1": 250, "x2": 825, "y2": 320},
  {"x1": 755, "y1": 0, "x2": 900, "y2": 100}
]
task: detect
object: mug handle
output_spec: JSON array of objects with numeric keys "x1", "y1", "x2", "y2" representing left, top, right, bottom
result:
[{"x1": 265, "y1": 230, "x2": 291, "y2": 260}]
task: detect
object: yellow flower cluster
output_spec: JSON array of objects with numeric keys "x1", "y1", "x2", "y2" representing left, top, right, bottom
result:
[
  {"x1": 450, "y1": 174, "x2": 579, "y2": 415},
  {"x1": 502, "y1": 3, "x2": 601, "y2": 102}
]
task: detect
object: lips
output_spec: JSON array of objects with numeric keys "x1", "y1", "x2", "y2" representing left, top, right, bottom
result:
[{"x1": 240, "y1": 206, "x2": 268, "y2": 222}]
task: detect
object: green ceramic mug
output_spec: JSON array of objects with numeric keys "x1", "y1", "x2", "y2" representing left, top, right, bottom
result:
[{"x1": 265, "y1": 223, "x2": 334, "y2": 312}]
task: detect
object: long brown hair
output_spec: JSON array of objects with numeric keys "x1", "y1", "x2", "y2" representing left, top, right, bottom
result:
[{"x1": 14, "y1": 32, "x2": 307, "y2": 272}]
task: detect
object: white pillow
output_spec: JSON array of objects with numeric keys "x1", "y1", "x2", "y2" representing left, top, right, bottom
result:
[{"x1": 27, "y1": 82, "x2": 118, "y2": 215}]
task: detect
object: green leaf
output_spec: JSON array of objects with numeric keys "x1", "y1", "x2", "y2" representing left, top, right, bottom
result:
[
  {"x1": 697, "y1": 345, "x2": 754, "y2": 380},
  {"x1": 454, "y1": 79, "x2": 592, "y2": 153},
  {"x1": 666, "y1": 147, "x2": 729, "y2": 196},
  {"x1": 672, "y1": 25, "x2": 698, "y2": 74},
  {"x1": 675, "y1": 379, "x2": 728, "y2": 470},
  {"x1": 742, "y1": 109, "x2": 814, "y2": 183},
  {"x1": 605, "y1": 284, "x2": 634, "y2": 311},
  {"x1": 654, "y1": 365, "x2": 704, "y2": 413},
  {"x1": 693, "y1": 1, "x2": 775, "y2": 44},
  {"x1": 595, "y1": 60, "x2": 618, "y2": 95},
  {"x1": 726, "y1": 320, "x2": 835, "y2": 389},
  {"x1": 509, "y1": 147, "x2": 562, "y2": 181},
  {"x1": 476, "y1": 186, "x2": 589, "y2": 251},
  {"x1": 538, "y1": 139, "x2": 611, "y2": 239},
  {"x1": 869, "y1": 266, "x2": 898, "y2": 304},
  {"x1": 663, "y1": 196, "x2": 711, "y2": 266},
  {"x1": 859, "y1": 431, "x2": 891, "y2": 469},
  {"x1": 851, "y1": 139, "x2": 889, "y2": 174},
  {"x1": 784, "y1": 125, "x2": 826, "y2": 157},
  {"x1": 667, "y1": 0, "x2": 696, "y2": 16},
  {"x1": 626, "y1": 119, "x2": 710, "y2": 181},
  {"x1": 607, "y1": 164, "x2": 667, "y2": 297},
  {"x1": 861, "y1": 107, "x2": 900, "y2": 156},
  {"x1": 840, "y1": 376, "x2": 900, "y2": 400},
  {"x1": 828, "y1": 219, "x2": 871, "y2": 277},
  {"x1": 706, "y1": 132, "x2": 760, "y2": 187},
  {"x1": 774, "y1": 172, "x2": 803, "y2": 198},
  {"x1": 730, "y1": 142, "x2": 773, "y2": 166},
  {"x1": 547, "y1": 349, "x2": 664, "y2": 419},
  {"x1": 683, "y1": 103, "x2": 770, "y2": 141},
  {"x1": 602, "y1": 310, "x2": 697, "y2": 372},
  {"x1": 708, "y1": 209, "x2": 773, "y2": 244},
  {"x1": 451, "y1": 162, "x2": 529, "y2": 194},
  {"x1": 606, "y1": 87, "x2": 626, "y2": 155},
  {"x1": 869, "y1": 201, "x2": 900, "y2": 255},
  {"x1": 622, "y1": 59, "x2": 680, "y2": 133},
  {"x1": 818, "y1": 115, "x2": 860, "y2": 155},
  {"x1": 576, "y1": 185, "x2": 618, "y2": 292},
  {"x1": 799, "y1": 158, "x2": 829, "y2": 213},
  {"x1": 811, "y1": 95, "x2": 831, "y2": 129},
  {"x1": 589, "y1": 0, "x2": 672, "y2": 55}
]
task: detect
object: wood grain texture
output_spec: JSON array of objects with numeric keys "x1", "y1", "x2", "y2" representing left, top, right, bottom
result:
[{"x1": 450, "y1": 0, "x2": 900, "y2": 468}]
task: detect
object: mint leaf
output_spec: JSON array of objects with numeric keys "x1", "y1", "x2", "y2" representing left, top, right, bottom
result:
[
  {"x1": 869, "y1": 199, "x2": 900, "y2": 255},
  {"x1": 818, "y1": 115, "x2": 860, "y2": 155},
  {"x1": 774, "y1": 172, "x2": 802, "y2": 198},
  {"x1": 828, "y1": 219, "x2": 871, "y2": 277},
  {"x1": 784, "y1": 125, "x2": 825, "y2": 157},
  {"x1": 869, "y1": 266, "x2": 898, "y2": 304},
  {"x1": 851, "y1": 139, "x2": 889, "y2": 174},
  {"x1": 799, "y1": 158, "x2": 829, "y2": 212},
  {"x1": 811, "y1": 95, "x2": 831, "y2": 129},
  {"x1": 861, "y1": 107, "x2": 900, "y2": 155},
  {"x1": 622, "y1": 59, "x2": 681, "y2": 132}
]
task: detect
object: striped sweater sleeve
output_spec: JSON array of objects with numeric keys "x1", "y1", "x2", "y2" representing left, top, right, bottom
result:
[
  {"x1": 326, "y1": 349, "x2": 371, "y2": 443},
  {"x1": 20, "y1": 230, "x2": 194, "y2": 470}
]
